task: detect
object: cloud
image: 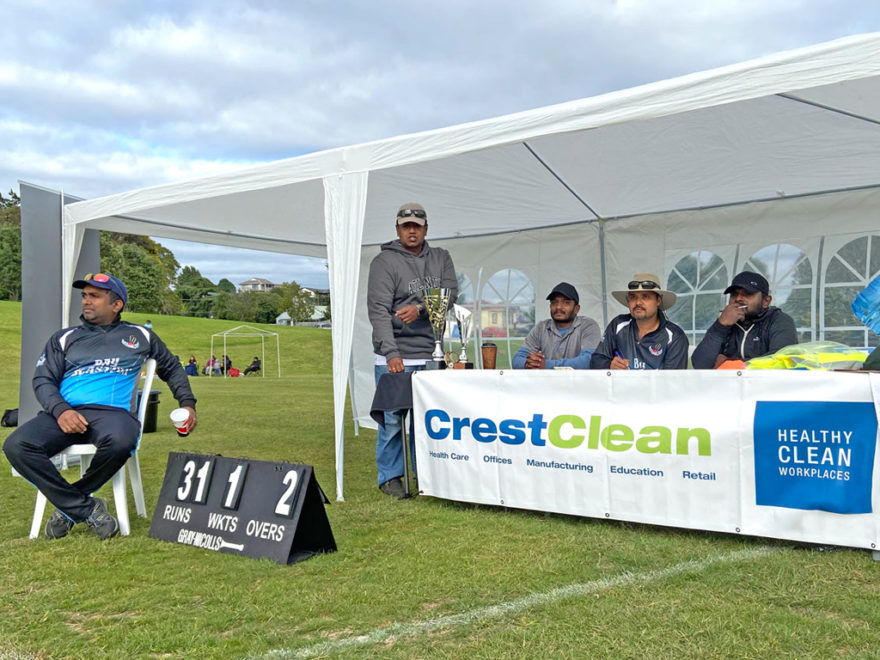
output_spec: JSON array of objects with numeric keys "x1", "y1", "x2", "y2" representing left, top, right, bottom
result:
[{"x1": 3, "y1": 0, "x2": 879, "y2": 279}]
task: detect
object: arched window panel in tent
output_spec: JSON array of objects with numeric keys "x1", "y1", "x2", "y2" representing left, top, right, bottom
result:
[
  {"x1": 444, "y1": 272, "x2": 477, "y2": 361},
  {"x1": 478, "y1": 268, "x2": 535, "y2": 369},
  {"x1": 821, "y1": 234, "x2": 880, "y2": 348},
  {"x1": 666, "y1": 250, "x2": 729, "y2": 345},
  {"x1": 742, "y1": 243, "x2": 814, "y2": 343}
]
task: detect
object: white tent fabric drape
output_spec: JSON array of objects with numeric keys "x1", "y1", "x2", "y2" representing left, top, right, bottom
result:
[{"x1": 323, "y1": 172, "x2": 368, "y2": 501}]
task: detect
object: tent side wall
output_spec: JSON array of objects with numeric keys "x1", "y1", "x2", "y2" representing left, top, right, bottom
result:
[
  {"x1": 351, "y1": 186, "x2": 880, "y2": 427},
  {"x1": 17, "y1": 184, "x2": 100, "y2": 423}
]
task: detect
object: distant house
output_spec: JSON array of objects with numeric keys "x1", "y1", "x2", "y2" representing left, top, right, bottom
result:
[
  {"x1": 275, "y1": 311, "x2": 291, "y2": 326},
  {"x1": 239, "y1": 277, "x2": 277, "y2": 292}
]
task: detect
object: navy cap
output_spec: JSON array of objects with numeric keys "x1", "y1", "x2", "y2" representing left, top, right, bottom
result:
[
  {"x1": 724, "y1": 271, "x2": 769, "y2": 296},
  {"x1": 73, "y1": 273, "x2": 128, "y2": 305},
  {"x1": 547, "y1": 282, "x2": 579, "y2": 305}
]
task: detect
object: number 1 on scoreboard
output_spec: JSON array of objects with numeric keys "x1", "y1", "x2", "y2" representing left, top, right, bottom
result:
[{"x1": 222, "y1": 463, "x2": 249, "y2": 510}]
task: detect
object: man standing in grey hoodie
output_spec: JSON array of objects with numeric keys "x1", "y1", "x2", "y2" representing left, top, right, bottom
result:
[{"x1": 367, "y1": 202, "x2": 458, "y2": 498}]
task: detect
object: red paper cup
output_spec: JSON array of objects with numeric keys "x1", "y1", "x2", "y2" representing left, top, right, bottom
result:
[{"x1": 170, "y1": 408, "x2": 190, "y2": 436}]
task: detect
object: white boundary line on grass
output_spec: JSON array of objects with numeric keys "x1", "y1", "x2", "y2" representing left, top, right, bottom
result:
[{"x1": 250, "y1": 545, "x2": 777, "y2": 660}]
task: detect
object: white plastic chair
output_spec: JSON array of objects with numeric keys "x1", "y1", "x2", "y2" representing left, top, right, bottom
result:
[{"x1": 29, "y1": 358, "x2": 157, "y2": 538}]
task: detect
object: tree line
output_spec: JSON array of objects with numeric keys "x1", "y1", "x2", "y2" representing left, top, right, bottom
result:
[{"x1": 0, "y1": 189, "x2": 326, "y2": 323}]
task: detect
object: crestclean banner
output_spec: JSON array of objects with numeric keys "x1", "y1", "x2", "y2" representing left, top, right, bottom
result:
[{"x1": 412, "y1": 370, "x2": 880, "y2": 550}]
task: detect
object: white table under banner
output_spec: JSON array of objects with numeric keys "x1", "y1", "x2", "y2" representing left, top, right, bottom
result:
[{"x1": 412, "y1": 370, "x2": 880, "y2": 551}]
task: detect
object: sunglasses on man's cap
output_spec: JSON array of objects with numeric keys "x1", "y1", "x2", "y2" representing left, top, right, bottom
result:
[
  {"x1": 83, "y1": 273, "x2": 111, "y2": 283},
  {"x1": 397, "y1": 209, "x2": 427, "y2": 219}
]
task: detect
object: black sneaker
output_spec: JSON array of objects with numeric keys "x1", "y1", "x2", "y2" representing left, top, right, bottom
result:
[
  {"x1": 379, "y1": 477, "x2": 407, "y2": 499},
  {"x1": 45, "y1": 509, "x2": 74, "y2": 539},
  {"x1": 85, "y1": 497, "x2": 119, "y2": 540}
]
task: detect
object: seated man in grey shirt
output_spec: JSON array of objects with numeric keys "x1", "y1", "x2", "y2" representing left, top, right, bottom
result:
[{"x1": 512, "y1": 282, "x2": 600, "y2": 369}]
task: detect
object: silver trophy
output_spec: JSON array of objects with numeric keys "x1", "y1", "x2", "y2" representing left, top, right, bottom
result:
[
  {"x1": 421, "y1": 287, "x2": 452, "y2": 368},
  {"x1": 453, "y1": 304, "x2": 474, "y2": 367}
]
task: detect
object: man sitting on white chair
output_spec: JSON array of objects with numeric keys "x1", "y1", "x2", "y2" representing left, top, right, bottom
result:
[{"x1": 3, "y1": 273, "x2": 197, "y2": 540}]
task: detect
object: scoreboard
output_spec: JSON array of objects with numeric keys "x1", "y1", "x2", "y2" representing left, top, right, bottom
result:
[{"x1": 149, "y1": 453, "x2": 336, "y2": 564}]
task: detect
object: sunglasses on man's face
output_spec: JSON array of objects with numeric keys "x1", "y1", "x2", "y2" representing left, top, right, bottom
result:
[
  {"x1": 397, "y1": 209, "x2": 427, "y2": 219},
  {"x1": 628, "y1": 280, "x2": 660, "y2": 290},
  {"x1": 83, "y1": 273, "x2": 111, "y2": 283}
]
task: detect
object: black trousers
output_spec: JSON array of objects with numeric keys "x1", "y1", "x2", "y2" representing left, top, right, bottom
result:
[{"x1": 3, "y1": 407, "x2": 140, "y2": 522}]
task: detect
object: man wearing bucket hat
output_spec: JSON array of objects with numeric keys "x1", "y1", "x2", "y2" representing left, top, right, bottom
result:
[
  {"x1": 590, "y1": 273, "x2": 689, "y2": 370},
  {"x1": 4, "y1": 273, "x2": 197, "y2": 540},
  {"x1": 512, "y1": 282, "x2": 600, "y2": 369},
  {"x1": 367, "y1": 203, "x2": 458, "y2": 499},
  {"x1": 691, "y1": 271, "x2": 797, "y2": 369}
]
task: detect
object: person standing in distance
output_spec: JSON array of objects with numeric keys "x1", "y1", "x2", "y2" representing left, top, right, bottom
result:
[
  {"x1": 4, "y1": 273, "x2": 197, "y2": 540},
  {"x1": 367, "y1": 203, "x2": 457, "y2": 499}
]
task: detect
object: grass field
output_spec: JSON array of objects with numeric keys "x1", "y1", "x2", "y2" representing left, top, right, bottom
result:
[{"x1": 0, "y1": 300, "x2": 878, "y2": 659}]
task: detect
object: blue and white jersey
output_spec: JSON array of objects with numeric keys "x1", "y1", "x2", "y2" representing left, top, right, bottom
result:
[
  {"x1": 33, "y1": 318, "x2": 196, "y2": 418},
  {"x1": 56, "y1": 324, "x2": 150, "y2": 409}
]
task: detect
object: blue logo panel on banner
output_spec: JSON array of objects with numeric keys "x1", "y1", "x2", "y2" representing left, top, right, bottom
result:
[{"x1": 754, "y1": 401, "x2": 877, "y2": 514}]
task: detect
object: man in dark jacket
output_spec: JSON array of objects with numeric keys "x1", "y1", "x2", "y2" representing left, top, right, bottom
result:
[
  {"x1": 4, "y1": 273, "x2": 197, "y2": 540},
  {"x1": 367, "y1": 203, "x2": 457, "y2": 498},
  {"x1": 590, "y1": 273, "x2": 689, "y2": 370},
  {"x1": 691, "y1": 271, "x2": 798, "y2": 369}
]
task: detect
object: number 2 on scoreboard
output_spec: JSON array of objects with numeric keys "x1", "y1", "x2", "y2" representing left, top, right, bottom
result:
[{"x1": 274, "y1": 470, "x2": 299, "y2": 517}]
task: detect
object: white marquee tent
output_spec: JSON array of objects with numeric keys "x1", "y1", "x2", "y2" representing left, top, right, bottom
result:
[
  {"x1": 55, "y1": 33, "x2": 880, "y2": 500},
  {"x1": 209, "y1": 325, "x2": 280, "y2": 378}
]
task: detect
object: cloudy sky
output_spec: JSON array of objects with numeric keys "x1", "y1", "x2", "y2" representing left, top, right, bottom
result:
[{"x1": 4, "y1": 0, "x2": 878, "y2": 288}]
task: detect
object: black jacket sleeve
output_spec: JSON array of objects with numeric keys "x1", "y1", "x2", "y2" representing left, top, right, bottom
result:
[
  {"x1": 32, "y1": 332, "x2": 72, "y2": 418},
  {"x1": 590, "y1": 323, "x2": 615, "y2": 369},
  {"x1": 691, "y1": 319, "x2": 733, "y2": 369},
  {"x1": 766, "y1": 310, "x2": 798, "y2": 354},
  {"x1": 150, "y1": 332, "x2": 197, "y2": 409},
  {"x1": 664, "y1": 328, "x2": 690, "y2": 370}
]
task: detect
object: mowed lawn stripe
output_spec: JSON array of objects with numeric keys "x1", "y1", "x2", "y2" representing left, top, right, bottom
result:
[{"x1": 256, "y1": 545, "x2": 778, "y2": 660}]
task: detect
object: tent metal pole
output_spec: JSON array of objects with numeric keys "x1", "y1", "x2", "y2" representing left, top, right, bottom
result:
[
  {"x1": 349, "y1": 353, "x2": 360, "y2": 436},
  {"x1": 474, "y1": 267, "x2": 483, "y2": 368},
  {"x1": 777, "y1": 93, "x2": 880, "y2": 128},
  {"x1": 815, "y1": 236, "x2": 825, "y2": 343},
  {"x1": 521, "y1": 142, "x2": 600, "y2": 219},
  {"x1": 598, "y1": 219, "x2": 609, "y2": 329}
]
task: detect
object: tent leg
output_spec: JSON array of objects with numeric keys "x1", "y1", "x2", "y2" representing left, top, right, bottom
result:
[
  {"x1": 349, "y1": 354, "x2": 360, "y2": 436},
  {"x1": 401, "y1": 411, "x2": 414, "y2": 498}
]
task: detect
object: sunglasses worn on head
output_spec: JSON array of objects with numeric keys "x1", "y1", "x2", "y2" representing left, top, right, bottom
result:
[
  {"x1": 628, "y1": 280, "x2": 660, "y2": 290},
  {"x1": 397, "y1": 209, "x2": 427, "y2": 219},
  {"x1": 84, "y1": 273, "x2": 110, "y2": 283}
]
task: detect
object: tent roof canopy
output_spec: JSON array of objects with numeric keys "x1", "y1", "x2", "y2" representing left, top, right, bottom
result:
[
  {"x1": 211, "y1": 324, "x2": 279, "y2": 338},
  {"x1": 61, "y1": 32, "x2": 880, "y2": 252}
]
